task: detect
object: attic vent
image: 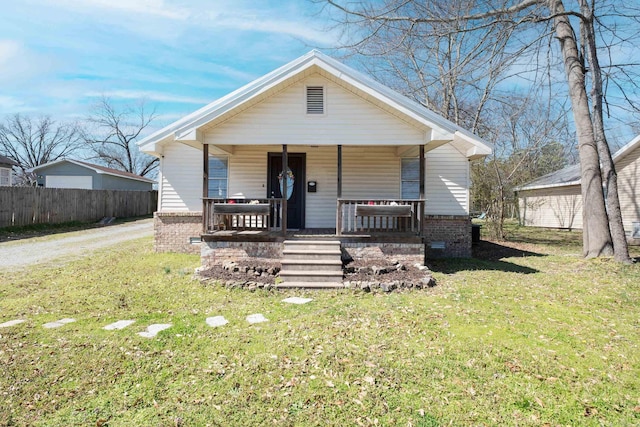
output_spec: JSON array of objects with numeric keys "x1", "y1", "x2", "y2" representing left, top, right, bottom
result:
[{"x1": 306, "y1": 86, "x2": 324, "y2": 114}]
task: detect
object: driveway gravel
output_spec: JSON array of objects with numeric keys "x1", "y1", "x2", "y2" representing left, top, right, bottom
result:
[{"x1": 0, "y1": 218, "x2": 153, "y2": 270}]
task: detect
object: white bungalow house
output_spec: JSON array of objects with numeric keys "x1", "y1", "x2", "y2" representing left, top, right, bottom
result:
[
  {"x1": 138, "y1": 50, "x2": 492, "y2": 271},
  {"x1": 0, "y1": 155, "x2": 17, "y2": 186},
  {"x1": 516, "y1": 134, "x2": 640, "y2": 242}
]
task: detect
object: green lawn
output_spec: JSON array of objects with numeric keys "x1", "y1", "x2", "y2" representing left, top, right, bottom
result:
[{"x1": 1, "y1": 226, "x2": 639, "y2": 426}]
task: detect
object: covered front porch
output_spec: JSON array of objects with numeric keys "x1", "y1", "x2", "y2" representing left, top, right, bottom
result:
[{"x1": 201, "y1": 143, "x2": 427, "y2": 241}]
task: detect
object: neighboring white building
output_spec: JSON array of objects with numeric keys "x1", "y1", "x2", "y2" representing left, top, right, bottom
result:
[
  {"x1": 0, "y1": 155, "x2": 17, "y2": 187},
  {"x1": 138, "y1": 50, "x2": 493, "y2": 259},
  {"x1": 516, "y1": 134, "x2": 640, "y2": 242}
]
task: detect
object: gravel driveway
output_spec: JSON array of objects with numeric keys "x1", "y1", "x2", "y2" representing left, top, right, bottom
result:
[{"x1": 0, "y1": 219, "x2": 153, "y2": 270}]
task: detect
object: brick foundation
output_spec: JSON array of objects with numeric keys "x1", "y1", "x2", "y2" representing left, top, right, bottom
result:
[
  {"x1": 201, "y1": 241, "x2": 283, "y2": 268},
  {"x1": 423, "y1": 215, "x2": 472, "y2": 258},
  {"x1": 154, "y1": 211, "x2": 203, "y2": 254}
]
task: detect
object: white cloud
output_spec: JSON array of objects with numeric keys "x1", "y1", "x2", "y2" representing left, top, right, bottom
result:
[
  {"x1": 84, "y1": 90, "x2": 211, "y2": 105},
  {"x1": 48, "y1": 0, "x2": 190, "y2": 20},
  {"x1": 0, "y1": 40, "x2": 58, "y2": 85},
  {"x1": 0, "y1": 40, "x2": 22, "y2": 63},
  {"x1": 0, "y1": 95, "x2": 34, "y2": 112},
  {"x1": 40, "y1": 0, "x2": 335, "y2": 44},
  {"x1": 199, "y1": 11, "x2": 336, "y2": 44}
]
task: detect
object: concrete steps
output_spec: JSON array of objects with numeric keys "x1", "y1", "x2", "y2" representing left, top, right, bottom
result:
[{"x1": 279, "y1": 240, "x2": 343, "y2": 287}]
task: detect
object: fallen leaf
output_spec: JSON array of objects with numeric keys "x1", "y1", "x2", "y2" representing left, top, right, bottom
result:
[{"x1": 584, "y1": 406, "x2": 598, "y2": 417}]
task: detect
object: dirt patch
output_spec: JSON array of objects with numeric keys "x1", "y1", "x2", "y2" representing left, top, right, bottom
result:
[
  {"x1": 198, "y1": 259, "x2": 281, "y2": 285},
  {"x1": 344, "y1": 258, "x2": 430, "y2": 284},
  {"x1": 198, "y1": 257, "x2": 436, "y2": 291}
]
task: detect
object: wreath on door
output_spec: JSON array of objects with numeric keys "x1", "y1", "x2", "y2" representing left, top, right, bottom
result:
[{"x1": 278, "y1": 167, "x2": 295, "y2": 200}]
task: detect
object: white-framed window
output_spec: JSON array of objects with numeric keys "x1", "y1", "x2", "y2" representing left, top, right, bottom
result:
[
  {"x1": 0, "y1": 168, "x2": 10, "y2": 187},
  {"x1": 401, "y1": 158, "x2": 420, "y2": 199},
  {"x1": 208, "y1": 155, "x2": 228, "y2": 198},
  {"x1": 306, "y1": 86, "x2": 325, "y2": 114}
]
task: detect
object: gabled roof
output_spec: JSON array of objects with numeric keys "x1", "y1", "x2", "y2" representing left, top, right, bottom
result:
[
  {"x1": 0, "y1": 154, "x2": 18, "y2": 167},
  {"x1": 30, "y1": 159, "x2": 155, "y2": 183},
  {"x1": 138, "y1": 50, "x2": 492, "y2": 159},
  {"x1": 517, "y1": 133, "x2": 640, "y2": 191}
]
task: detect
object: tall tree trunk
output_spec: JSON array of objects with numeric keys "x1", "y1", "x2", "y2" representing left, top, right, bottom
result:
[
  {"x1": 579, "y1": 0, "x2": 632, "y2": 263},
  {"x1": 549, "y1": 0, "x2": 612, "y2": 257}
]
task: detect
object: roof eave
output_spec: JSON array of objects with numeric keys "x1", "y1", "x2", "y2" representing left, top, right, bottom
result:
[{"x1": 515, "y1": 181, "x2": 581, "y2": 192}]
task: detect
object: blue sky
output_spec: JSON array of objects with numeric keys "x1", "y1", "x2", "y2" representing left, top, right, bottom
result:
[
  {"x1": 1, "y1": 1, "x2": 637, "y2": 146},
  {"x1": 0, "y1": 0, "x2": 336, "y2": 131}
]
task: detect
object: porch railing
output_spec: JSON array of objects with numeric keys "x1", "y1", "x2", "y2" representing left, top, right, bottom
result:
[
  {"x1": 337, "y1": 199, "x2": 425, "y2": 235},
  {"x1": 203, "y1": 198, "x2": 283, "y2": 233}
]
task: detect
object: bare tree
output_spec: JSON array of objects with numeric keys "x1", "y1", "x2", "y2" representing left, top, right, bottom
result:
[
  {"x1": 84, "y1": 96, "x2": 158, "y2": 177},
  {"x1": 0, "y1": 114, "x2": 84, "y2": 185},
  {"x1": 322, "y1": 0, "x2": 638, "y2": 262},
  {"x1": 472, "y1": 94, "x2": 571, "y2": 239}
]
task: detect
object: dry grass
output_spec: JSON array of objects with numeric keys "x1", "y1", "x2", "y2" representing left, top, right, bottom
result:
[{"x1": 1, "y1": 225, "x2": 639, "y2": 426}]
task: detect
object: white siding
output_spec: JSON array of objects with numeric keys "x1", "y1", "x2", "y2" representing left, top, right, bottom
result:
[
  {"x1": 518, "y1": 186, "x2": 583, "y2": 229},
  {"x1": 45, "y1": 175, "x2": 92, "y2": 189},
  {"x1": 161, "y1": 142, "x2": 473, "y2": 222},
  {"x1": 517, "y1": 144, "x2": 640, "y2": 232},
  {"x1": 616, "y1": 144, "x2": 640, "y2": 233},
  {"x1": 306, "y1": 146, "x2": 339, "y2": 227},
  {"x1": 1, "y1": 167, "x2": 13, "y2": 186},
  {"x1": 159, "y1": 143, "x2": 201, "y2": 211},
  {"x1": 425, "y1": 145, "x2": 469, "y2": 215},
  {"x1": 204, "y1": 74, "x2": 425, "y2": 147},
  {"x1": 228, "y1": 145, "x2": 339, "y2": 228},
  {"x1": 342, "y1": 146, "x2": 400, "y2": 199},
  {"x1": 159, "y1": 73, "x2": 476, "y2": 219}
]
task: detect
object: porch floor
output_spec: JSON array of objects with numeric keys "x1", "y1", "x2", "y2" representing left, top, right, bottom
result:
[{"x1": 202, "y1": 228, "x2": 423, "y2": 243}]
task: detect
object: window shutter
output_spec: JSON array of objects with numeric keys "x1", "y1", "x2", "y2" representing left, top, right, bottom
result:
[{"x1": 306, "y1": 86, "x2": 324, "y2": 114}]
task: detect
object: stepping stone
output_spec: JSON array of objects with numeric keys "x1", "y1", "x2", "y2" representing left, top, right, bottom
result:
[
  {"x1": 246, "y1": 313, "x2": 268, "y2": 324},
  {"x1": 137, "y1": 323, "x2": 172, "y2": 338},
  {"x1": 206, "y1": 316, "x2": 228, "y2": 327},
  {"x1": 0, "y1": 319, "x2": 26, "y2": 328},
  {"x1": 282, "y1": 297, "x2": 313, "y2": 305},
  {"x1": 104, "y1": 320, "x2": 135, "y2": 330},
  {"x1": 43, "y1": 318, "x2": 76, "y2": 329}
]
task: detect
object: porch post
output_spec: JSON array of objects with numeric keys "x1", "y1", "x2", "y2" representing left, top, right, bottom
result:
[
  {"x1": 281, "y1": 144, "x2": 288, "y2": 237},
  {"x1": 202, "y1": 143, "x2": 209, "y2": 233},
  {"x1": 419, "y1": 144, "x2": 425, "y2": 199},
  {"x1": 336, "y1": 145, "x2": 342, "y2": 236},
  {"x1": 337, "y1": 145, "x2": 342, "y2": 198},
  {"x1": 419, "y1": 144, "x2": 425, "y2": 237}
]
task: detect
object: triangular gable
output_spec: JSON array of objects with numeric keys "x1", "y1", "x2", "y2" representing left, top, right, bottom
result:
[{"x1": 138, "y1": 50, "x2": 492, "y2": 159}]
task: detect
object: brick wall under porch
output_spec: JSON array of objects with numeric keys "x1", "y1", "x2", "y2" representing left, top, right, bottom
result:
[
  {"x1": 423, "y1": 215, "x2": 472, "y2": 258},
  {"x1": 154, "y1": 211, "x2": 203, "y2": 254},
  {"x1": 154, "y1": 212, "x2": 472, "y2": 259}
]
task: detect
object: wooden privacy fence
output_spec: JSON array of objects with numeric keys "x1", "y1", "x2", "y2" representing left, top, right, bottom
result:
[{"x1": 0, "y1": 187, "x2": 158, "y2": 228}]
